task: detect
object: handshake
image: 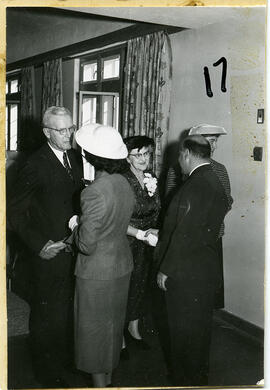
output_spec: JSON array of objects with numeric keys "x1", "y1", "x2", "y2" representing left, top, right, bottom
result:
[{"x1": 136, "y1": 229, "x2": 159, "y2": 247}]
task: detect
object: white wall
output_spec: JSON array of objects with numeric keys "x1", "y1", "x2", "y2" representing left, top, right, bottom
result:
[{"x1": 169, "y1": 8, "x2": 266, "y2": 327}]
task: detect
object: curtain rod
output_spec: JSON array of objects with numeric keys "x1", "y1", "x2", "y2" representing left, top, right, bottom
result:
[
  {"x1": 65, "y1": 41, "x2": 127, "y2": 60},
  {"x1": 7, "y1": 25, "x2": 184, "y2": 72}
]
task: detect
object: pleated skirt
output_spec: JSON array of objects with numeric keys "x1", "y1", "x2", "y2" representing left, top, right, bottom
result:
[{"x1": 74, "y1": 273, "x2": 130, "y2": 374}]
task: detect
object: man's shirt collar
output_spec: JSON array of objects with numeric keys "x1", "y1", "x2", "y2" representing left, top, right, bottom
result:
[
  {"x1": 189, "y1": 162, "x2": 210, "y2": 176},
  {"x1": 47, "y1": 143, "x2": 67, "y2": 166}
]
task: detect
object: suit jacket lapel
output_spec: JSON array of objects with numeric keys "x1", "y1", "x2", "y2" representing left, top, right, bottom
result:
[
  {"x1": 42, "y1": 143, "x2": 74, "y2": 182},
  {"x1": 67, "y1": 149, "x2": 83, "y2": 184},
  {"x1": 41, "y1": 144, "x2": 82, "y2": 185}
]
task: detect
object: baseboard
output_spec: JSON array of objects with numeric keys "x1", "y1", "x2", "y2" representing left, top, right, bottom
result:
[{"x1": 213, "y1": 309, "x2": 264, "y2": 347}]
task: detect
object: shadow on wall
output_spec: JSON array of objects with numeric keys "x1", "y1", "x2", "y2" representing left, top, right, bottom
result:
[
  {"x1": 19, "y1": 117, "x2": 45, "y2": 152},
  {"x1": 159, "y1": 128, "x2": 190, "y2": 202}
]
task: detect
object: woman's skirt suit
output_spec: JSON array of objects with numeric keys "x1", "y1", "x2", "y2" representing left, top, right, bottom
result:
[{"x1": 73, "y1": 171, "x2": 135, "y2": 373}]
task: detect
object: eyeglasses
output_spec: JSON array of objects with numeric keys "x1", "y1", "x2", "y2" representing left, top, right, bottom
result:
[
  {"x1": 45, "y1": 125, "x2": 76, "y2": 135},
  {"x1": 129, "y1": 151, "x2": 151, "y2": 160}
]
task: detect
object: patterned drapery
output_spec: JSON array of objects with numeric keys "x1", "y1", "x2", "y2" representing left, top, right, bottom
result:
[
  {"x1": 122, "y1": 31, "x2": 172, "y2": 177},
  {"x1": 20, "y1": 66, "x2": 36, "y2": 150},
  {"x1": 41, "y1": 59, "x2": 63, "y2": 117}
]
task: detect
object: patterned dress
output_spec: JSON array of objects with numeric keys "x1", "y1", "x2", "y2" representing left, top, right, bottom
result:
[{"x1": 123, "y1": 169, "x2": 161, "y2": 321}]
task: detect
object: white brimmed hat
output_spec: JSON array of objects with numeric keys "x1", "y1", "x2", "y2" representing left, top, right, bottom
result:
[
  {"x1": 188, "y1": 124, "x2": 227, "y2": 136},
  {"x1": 75, "y1": 123, "x2": 128, "y2": 159}
]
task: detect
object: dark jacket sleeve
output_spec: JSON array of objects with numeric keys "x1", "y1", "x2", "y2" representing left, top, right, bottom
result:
[
  {"x1": 211, "y1": 160, "x2": 233, "y2": 212},
  {"x1": 221, "y1": 165, "x2": 233, "y2": 211},
  {"x1": 7, "y1": 161, "x2": 50, "y2": 254}
]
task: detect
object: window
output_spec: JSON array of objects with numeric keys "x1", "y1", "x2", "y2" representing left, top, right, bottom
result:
[
  {"x1": 102, "y1": 55, "x2": 120, "y2": 80},
  {"x1": 78, "y1": 46, "x2": 125, "y2": 131},
  {"x1": 79, "y1": 91, "x2": 119, "y2": 130},
  {"x1": 82, "y1": 61, "x2": 97, "y2": 82},
  {"x1": 6, "y1": 74, "x2": 21, "y2": 151}
]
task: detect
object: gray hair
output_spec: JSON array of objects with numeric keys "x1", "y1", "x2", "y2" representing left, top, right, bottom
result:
[{"x1": 43, "y1": 106, "x2": 72, "y2": 127}]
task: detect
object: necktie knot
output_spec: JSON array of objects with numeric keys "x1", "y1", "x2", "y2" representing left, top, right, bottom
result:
[{"x1": 63, "y1": 152, "x2": 73, "y2": 181}]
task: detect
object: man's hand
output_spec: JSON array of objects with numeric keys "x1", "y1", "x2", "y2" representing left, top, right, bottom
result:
[
  {"x1": 144, "y1": 233, "x2": 158, "y2": 247},
  {"x1": 145, "y1": 228, "x2": 159, "y2": 238},
  {"x1": 39, "y1": 240, "x2": 66, "y2": 260},
  {"x1": 144, "y1": 229, "x2": 159, "y2": 246},
  {"x1": 157, "y1": 271, "x2": 168, "y2": 291}
]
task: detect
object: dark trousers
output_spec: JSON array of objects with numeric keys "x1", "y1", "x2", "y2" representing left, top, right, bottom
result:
[
  {"x1": 215, "y1": 238, "x2": 224, "y2": 309},
  {"x1": 29, "y1": 253, "x2": 75, "y2": 381},
  {"x1": 165, "y1": 276, "x2": 216, "y2": 386}
]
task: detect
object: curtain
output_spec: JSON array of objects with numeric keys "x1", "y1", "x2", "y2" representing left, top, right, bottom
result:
[
  {"x1": 122, "y1": 31, "x2": 172, "y2": 177},
  {"x1": 41, "y1": 58, "x2": 63, "y2": 117},
  {"x1": 20, "y1": 66, "x2": 36, "y2": 150}
]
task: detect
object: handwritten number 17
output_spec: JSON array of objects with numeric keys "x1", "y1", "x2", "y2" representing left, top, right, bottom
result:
[{"x1": 204, "y1": 57, "x2": 227, "y2": 98}]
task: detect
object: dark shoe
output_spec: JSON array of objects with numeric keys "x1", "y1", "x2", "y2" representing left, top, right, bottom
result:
[
  {"x1": 120, "y1": 348, "x2": 130, "y2": 360},
  {"x1": 125, "y1": 330, "x2": 151, "y2": 350}
]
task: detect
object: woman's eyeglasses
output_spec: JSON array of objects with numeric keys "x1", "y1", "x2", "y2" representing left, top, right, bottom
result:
[
  {"x1": 45, "y1": 125, "x2": 76, "y2": 135},
  {"x1": 129, "y1": 151, "x2": 151, "y2": 160}
]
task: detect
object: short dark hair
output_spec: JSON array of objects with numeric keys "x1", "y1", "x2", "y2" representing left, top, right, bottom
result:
[
  {"x1": 84, "y1": 151, "x2": 129, "y2": 174},
  {"x1": 180, "y1": 135, "x2": 211, "y2": 159},
  {"x1": 123, "y1": 136, "x2": 154, "y2": 153}
]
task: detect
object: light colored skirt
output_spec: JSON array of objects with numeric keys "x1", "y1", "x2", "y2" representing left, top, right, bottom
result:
[{"x1": 74, "y1": 273, "x2": 130, "y2": 374}]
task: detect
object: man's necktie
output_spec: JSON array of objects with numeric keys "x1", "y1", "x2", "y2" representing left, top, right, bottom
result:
[{"x1": 63, "y1": 152, "x2": 74, "y2": 181}]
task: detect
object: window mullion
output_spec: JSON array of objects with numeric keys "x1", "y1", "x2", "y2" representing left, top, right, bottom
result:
[
  {"x1": 97, "y1": 55, "x2": 102, "y2": 92},
  {"x1": 7, "y1": 104, "x2": 11, "y2": 151}
]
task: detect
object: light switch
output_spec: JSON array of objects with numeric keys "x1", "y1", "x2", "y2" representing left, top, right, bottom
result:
[
  {"x1": 257, "y1": 109, "x2": 264, "y2": 124},
  {"x1": 252, "y1": 146, "x2": 263, "y2": 161}
]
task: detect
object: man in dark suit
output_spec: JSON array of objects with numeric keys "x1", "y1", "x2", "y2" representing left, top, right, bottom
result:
[
  {"x1": 188, "y1": 124, "x2": 233, "y2": 309},
  {"x1": 7, "y1": 106, "x2": 83, "y2": 386},
  {"x1": 156, "y1": 135, "x2": 228, "y2": 386}
]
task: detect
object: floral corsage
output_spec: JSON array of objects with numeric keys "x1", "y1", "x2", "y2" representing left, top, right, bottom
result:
[{"x1": 143, "y1": 173, "x2": 157, "y2": 197}]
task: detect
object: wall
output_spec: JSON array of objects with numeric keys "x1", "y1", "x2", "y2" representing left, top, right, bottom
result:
[{"x1": 169, "y1": 8, "x2": 265, "y2": 327}]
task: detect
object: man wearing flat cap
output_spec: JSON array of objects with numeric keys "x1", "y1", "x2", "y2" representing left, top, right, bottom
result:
[
  {"x1": 189, "y1": 124, "x2": 233, "y2": 309},
  {"x1": 156, "y1": 135, "x2": 228, "y2": 386},
  {"x1": 7, "y1": 106, "x2": 83, "y2": 386}
]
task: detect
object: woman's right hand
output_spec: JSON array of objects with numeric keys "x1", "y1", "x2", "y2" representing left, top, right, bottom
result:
[{"x1": 69, "y1": 215, "x2": 79, "y2": 231}]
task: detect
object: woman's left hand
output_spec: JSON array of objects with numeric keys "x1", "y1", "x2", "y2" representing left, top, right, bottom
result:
[{"x1": 145, "y1": 228, "x2": 159, "y2": 238}]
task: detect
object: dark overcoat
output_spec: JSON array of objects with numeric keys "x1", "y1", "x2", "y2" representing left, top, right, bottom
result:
[
  {"x1": 7, "y1": 143, "x2": 83, "y2": 381},
  {"x1": 156, "y1": 164, "x2": 228, "y2": 385}
]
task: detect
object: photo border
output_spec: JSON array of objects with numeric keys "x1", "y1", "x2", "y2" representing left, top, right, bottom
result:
[{"x1": 0, "y1": 1, "x2": 268, "y2": 389}]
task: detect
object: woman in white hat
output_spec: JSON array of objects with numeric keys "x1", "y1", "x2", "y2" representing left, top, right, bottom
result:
[{"x1": 68, "y1": 124, "x2": 135, "y2": 387}]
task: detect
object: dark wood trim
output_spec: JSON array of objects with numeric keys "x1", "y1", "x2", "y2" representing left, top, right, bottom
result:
[
  {"x1": 7, "y1": 23, "x2": 184, "y2": 71},
  {"x1": 214, "y1": 309, "x2": 264, "y2": 347}
]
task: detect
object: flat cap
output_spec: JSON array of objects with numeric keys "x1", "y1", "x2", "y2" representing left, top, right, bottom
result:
[{"x1": 189, "y1": 124, "x2": 227, "y2": 136}]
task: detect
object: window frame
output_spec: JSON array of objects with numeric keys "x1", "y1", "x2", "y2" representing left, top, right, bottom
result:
[
  {"x1": 78, "y1": 91, "x2": 119, "y2": 130},
  {"x1": 101, "y1": 53, "x2": 121, "y2": 82},
  {"x1": 6, "y1": 73, "x2": 21, "y2": 151},
  {"x1": 78, "y1": 45, "x2": 126, "y2": 132}
]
